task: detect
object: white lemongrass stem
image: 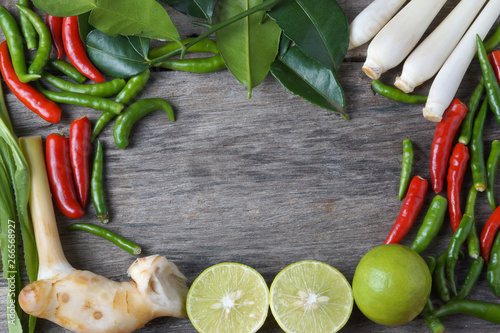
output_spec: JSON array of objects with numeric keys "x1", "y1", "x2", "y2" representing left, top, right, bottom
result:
[
  {"x1": 423, "y1": 0, "x2": 500, "y2": 122},
  {"x1": 348, "y1": 0, "x2": 407, "y2": 51},
  {"x1": 19, "y1": 136, "x2": 73, "y2": 280},
  {"x1": 395, "y1": 0, "x2": 486, "y2": 93},
  {"x1": 362, "y1": 0, "x2": 447, "y2": 80},
  {"x1": 18, "y1": 136, "x2": 188, "y2": 333}
]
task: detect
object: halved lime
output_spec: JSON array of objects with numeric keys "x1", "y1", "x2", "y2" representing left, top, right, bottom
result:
[
  {"x1": 270, "y1": 260, "x2": 353, "y2": 333},
  {"x1": 186, "y1": 262, "x2": 269, "y2": 333}
]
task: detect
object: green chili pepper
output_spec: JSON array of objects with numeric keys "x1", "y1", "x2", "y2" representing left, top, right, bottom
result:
[
  {"x1": 485, "y1": 23, "x2": 500, "y2": 54},
  {"x1": 487, "y1": 230, "x2": 500, "y2": 296},
  {"x1": 0, "y1": 6, "x2": 40, "y2": 82},
  {"x1": 432, "y1": 300, "x2": 500, "y2": 324},
  {"x1": 477, "y1": 35, "x2": 500, "y2": 126},
  {"x1": 91, "y1": 69, "x2": 151, "y2": 142},
  {"x1": 464, "y1": 185, "x2": 478, "y2": 217},
  {"x1": 458, "y1": 80, "x2": 484, "y2": 145},
  {"x1": 92, "y1": 112, "x2": 116, "y2": 142},
  {"x1": 398, "y1": 138, "x2": 414, "y2": 201},
  {"x1": 455, "y1": 257, "x2": 484, "y2": 301},
  {"x1": 17, "y1": 0, "x2": 37, "y2": 50},
  {"x1": 427, "y1": 256, "x2": 437, "y2": 274},
  {"x1": 157, "y1": 54, "x2": 226, "y2": 73},
  {"x1": 36, "y1": 82, "x2": 124, "y2": 114},
  {"x1": 113, "y1": 98, "x2": 175, "y2": 149},
  {"x1": 446, "y1": 214, "x2": 475, "y2": 295},
  {"x1": 410, "y1": 195, "x2": 447, "y2": 254},
  {"x1": 148, "y1": 38, "x2": 220, "y2": 60},
  {"x1": 47, "y1": 59, "x2": 87, "y2": 84},
  {"x1": 468, "y1": 219, "x2": 481, "y2": 260},
  {"x1": 421, "y1": 256, "x2": 445, "y2": 333},
  {"x1": 463, "y1": 185, "x2": 480, "y2": 259},
  {"x1": 371, "y1": 80, "x2": 427, "y2": 104},
  {"x1": 16, "y1": 5, "x2": 51, "y2": 75},
  {"x1": 42, "y1": 71, "x2": 126, "y2": 97},
  {"x1": 486, "y1": 140, "x2": 500, "y2": 210},
  {"x1": 470, "y1": 98, "x2": 488, "y2": 192},
  {"x1": 433, "y1": 252, "x2": 450, "y2": 302},
  {"x1": 68, "y1": 223, "x2": 141, "y2": 255},
  {"x1": 114, "y1": 70, "x2": 151, "y2": 106},
  {"x1": 91, "y1": 140, "x2": 108, "y2": 224}
]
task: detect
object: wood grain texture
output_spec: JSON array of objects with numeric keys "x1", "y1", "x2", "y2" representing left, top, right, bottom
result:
[{"x1": 1, "y1": 0, "x2": 500, "y2": 332}]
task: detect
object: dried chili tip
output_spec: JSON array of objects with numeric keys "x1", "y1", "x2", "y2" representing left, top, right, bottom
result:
[
  {"x1": 430, "y1": 98, "x2": 468, "y2": 194},
  {"x1": 383, "y1": 175, "x2": 428, "y2": 245}
]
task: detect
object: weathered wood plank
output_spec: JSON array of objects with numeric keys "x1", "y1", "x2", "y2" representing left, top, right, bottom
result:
[{"x1": 1, "y1": 0, "x2": 499, "y2": 332}]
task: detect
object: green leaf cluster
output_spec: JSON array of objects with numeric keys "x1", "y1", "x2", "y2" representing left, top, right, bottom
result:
[
  {"x1": 33, "y1": 0, "x2": 349, "y2": 117},
  {"x1": 33, "y1": 0, "x2": 180, "y2": 42},
  {"x1": 158, "y1": 0, "x2": 214, "y2": 23}
]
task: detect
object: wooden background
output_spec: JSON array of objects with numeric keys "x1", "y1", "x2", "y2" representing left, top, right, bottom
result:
[{"x1": 1, "y1": 0, "x2": 500, "y2": 332}]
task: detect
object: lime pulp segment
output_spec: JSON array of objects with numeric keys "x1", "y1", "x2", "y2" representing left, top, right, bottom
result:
[
  {"x1": 186, "y1": 262, "x2": 269, "y2": 333},
  {"x1": 270, "y1": 260, "x2": 353, "y2": 333}
]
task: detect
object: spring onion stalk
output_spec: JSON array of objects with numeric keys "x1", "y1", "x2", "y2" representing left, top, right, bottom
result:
[
  {"x1": 0, "y1": 147, "x2": 23, "y2": 332},
  {"x1": 423, "y1": 0, "x2": 500, "y2": 122},
  {"x1": 18, "y1": 136, "x2": 189, "y2": 333},
  {"x1": 348, "y1": 0, "x2": 407, "y2": 51},
  {"x1": 0, "y1": 78, "x2": 38, "y2": 333},
  {"x1": 395, "y1": 0, "x2": 486, "y2": 93},
  {"x1": 362, "y1": 0, "x2": 447, "y2": 80}
]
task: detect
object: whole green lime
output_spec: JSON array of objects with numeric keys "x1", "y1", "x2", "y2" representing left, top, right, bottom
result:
[{"x1": 352, "y1": 244, "x2": 431, "y2": 326}]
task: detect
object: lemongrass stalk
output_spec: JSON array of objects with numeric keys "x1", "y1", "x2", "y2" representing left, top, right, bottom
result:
[
  {"x1": 423, "y1": 0, "x2": 500, "y2": 122},
  {"x1": 19, "y1": 136, "x2": 73, "y2": 280},
  {"x1": 395, "y1": 0, "x2": 486, "y2": 93},
  {"x1": 348, "y1": 0, "x2": 407, "y2": 51},
  {"x1": 362, "y1": 0, "x2": 447, "y2": 80}
]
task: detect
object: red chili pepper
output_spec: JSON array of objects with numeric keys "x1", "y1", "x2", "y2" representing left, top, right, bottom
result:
[
  {"x1": 0, "y1": 41, "x2": 61, "y2": 124},
  {"x1": 384, "y1": 175, "x2": 428, "y2": 244},
  {"x1": 480, "y1": 206, "x2": 500, "y2": 264},
  {"x1": 447, "y1": 143, "x2": 469, "y2": 232},
  {"x1": 61, "y1": 16, "x2": 104, "y2": 83},
  {"x1": 430, "y1": 98, "x2": 468, "y2": 194},
  {"x1": 70, "y1": 116, "x2": 91, "y2": 208},
  {"x1": 488, "y1": 50, "x2": 500, "y2": 83},
  {"x1": 46, "y1": 133, "x2": 85, "y2": 219},
  {"x1": 46, "y1": 15, "x2": 64, "y2": 59}
]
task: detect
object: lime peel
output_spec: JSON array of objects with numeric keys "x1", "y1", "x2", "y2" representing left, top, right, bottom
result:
[{"x1": 352, "y1": 244, "x2": 432, "y2": 326}]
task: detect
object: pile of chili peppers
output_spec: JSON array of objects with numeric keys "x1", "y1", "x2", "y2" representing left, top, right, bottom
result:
[
  {"x1": 382, "y1": 38, "x2": 500, "y2": 331},
  {"x1": 0, "y1": 4, "x2": 225, "y2": 223}
]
